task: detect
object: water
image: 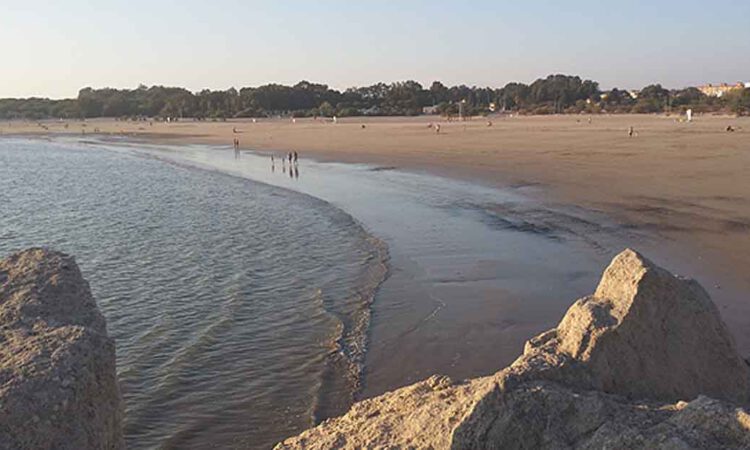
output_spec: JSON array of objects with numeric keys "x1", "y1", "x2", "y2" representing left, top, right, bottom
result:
[
  {"x1": 4, "y1": 137, "x2": 744, "y2": 449},
  {"x1": 0, "y1": 139, "x2": 385, "y2": 449},
  {"x1": 97, "y1": 140, "x2": 627, "y2": 395},
  {"x1": 110, "y1": 140, "x2": 750, "y2": 396}
]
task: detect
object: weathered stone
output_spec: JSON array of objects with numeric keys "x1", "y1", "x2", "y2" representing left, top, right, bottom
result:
[
  {"x1": 554, "y1": 249, "x2": 749, "y2": 402},
  {"x1": 0, "y1": 248, "x2": 123, "y2": 450}
]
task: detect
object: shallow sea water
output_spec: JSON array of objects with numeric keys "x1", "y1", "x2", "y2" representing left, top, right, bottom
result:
[
  {"x1": 3, "y1": 136, "x2": 743, "y2": 449},
  {"x1": 0, "y1": 139, "x2": 384, "y2": 449}
]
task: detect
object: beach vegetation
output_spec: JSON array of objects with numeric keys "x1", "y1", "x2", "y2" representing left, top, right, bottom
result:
[{"x1": 0, "y1": 75, "x2": 739, "y2": 120}]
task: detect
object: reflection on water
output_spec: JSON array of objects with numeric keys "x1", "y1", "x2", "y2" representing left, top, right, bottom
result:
[
  {"x1": 275, "y1": 158, "x2": 300, "y2": 180},
  {"x1": 117, "y1": 142, "x2": 625, "y2": 397},
  {"x1": 0, "y1": 139, "x2": 384, "y2": 449},
  {"x1": 4, "y1": 136, "x2": 741, "y2": 449},
  {"x1": 135, "y1": 142, "x2": 748, "y2": 401}
]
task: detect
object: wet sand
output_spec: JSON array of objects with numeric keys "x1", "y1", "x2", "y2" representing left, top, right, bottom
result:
[{"x1": 5, "y1": 114, "x2": 750, "y2": 364}]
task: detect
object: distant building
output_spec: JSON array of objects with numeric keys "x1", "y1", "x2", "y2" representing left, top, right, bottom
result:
[
  {"x1": 627, "y1": 90, "x2": 640, "y2": 99},
  {"x1": 698, "y1": 82, "x2": 745, "y2": 97},
  {"x1": 422, "y1": 105, "x2": 439, "y2": 115}
]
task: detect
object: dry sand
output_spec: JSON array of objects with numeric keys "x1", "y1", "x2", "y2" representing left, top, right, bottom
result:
[{"x1": 4, "y1": 113, "x2": 750, "y2": 341}]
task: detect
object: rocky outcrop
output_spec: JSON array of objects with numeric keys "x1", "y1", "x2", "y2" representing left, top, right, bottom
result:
[
  {"x1": 0, "y1": 248, "x2": 123, "y2": 450},
  {"x1": 277, "y1": 249, "x2": 750, "y2": 449}
]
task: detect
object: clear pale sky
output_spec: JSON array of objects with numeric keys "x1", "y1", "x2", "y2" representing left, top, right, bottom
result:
[{"x1": 2, "y1": 0, "x2": 749, "y2": 98}]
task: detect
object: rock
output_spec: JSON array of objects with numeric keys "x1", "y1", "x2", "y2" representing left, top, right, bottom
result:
[
  {"x1": 275, "y1": 375, "x2": 497, "y2": 450},
  {"x1": 0, "y1": 248, "x2": 123, "y2": 450},
  {"x1": 277, "y1": 249, "x2": 750, "y2": 449},
  {"x1": 453, "y1": 383, "x2": 750, "y2": 449},
  {"x1": 554, "y1": 249, "x2": 749, "y2": 402}
]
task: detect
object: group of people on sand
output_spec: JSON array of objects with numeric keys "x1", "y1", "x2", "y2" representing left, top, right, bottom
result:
[
  {"x1": 271, "y1": 151, "x2": 297, "y2": 164},
  {"x1": 270, "y1": 151, "x2": 300, "y2": 178}
]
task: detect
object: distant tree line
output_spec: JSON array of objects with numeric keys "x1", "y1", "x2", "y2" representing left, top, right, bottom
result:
[{"x1": 2, "y1": 75, "x2": 749, "y2": 120}]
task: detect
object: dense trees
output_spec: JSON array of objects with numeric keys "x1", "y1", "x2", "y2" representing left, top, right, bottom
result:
[
  {"x1": 0, "y1": 98, "x2": 78, "y2": 120},
  {"x1": 1, "y1": 75, "x2": 746, "y2": 120},
  {"x1": 728, "y1": 88, "x2": 750, "y2": 115}
]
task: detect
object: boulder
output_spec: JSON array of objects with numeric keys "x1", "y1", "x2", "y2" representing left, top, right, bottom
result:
[
  {"x1": 553, "y1": 248, "x2": 749, "y2": 402},
  {"x1": 277, "y1": 249, "x2": 750, "y2": 449},
  {"x1": 0, "y1": 248, "x2": 123, "y2": 450},
  {"x1": 452, "y1": 382, "x2": 750, "y2": 449}
]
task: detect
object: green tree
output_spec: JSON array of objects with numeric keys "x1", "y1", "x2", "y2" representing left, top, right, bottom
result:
[
  {"x1": 318, "y1": 101, "x2": 335, "y2": 117},
  {"x1": 729, "y1": 88, "x2": 750, "y2": 115}
]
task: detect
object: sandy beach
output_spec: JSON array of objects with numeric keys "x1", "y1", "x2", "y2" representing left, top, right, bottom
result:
[
  {"x1": 4, "y1": 113, "x2": 750, "y2": 448},
  {"x1": 4, "y1": 113, "x2": 750, "y2": 348}
]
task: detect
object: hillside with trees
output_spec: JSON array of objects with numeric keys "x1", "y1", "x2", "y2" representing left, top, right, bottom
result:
[{"x1": 1, "y1": 75, "x2": 748, "y2": 120}]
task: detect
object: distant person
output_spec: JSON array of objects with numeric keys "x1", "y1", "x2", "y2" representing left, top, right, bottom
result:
[
  {"x1": 293, "y1": 151, "x2": 298, "y2": 164},
  {"x1": 628, "y1": 126, "x2": 634, "y2": 137},
  {"x1": 288, "y1": 152, "x2": 293, "y2": 164},
  {"x1": 435, "y1": 123, "x2": 441, "y2": 134}
]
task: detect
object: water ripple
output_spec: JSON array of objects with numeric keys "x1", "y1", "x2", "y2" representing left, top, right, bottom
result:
[{"x1": 0, "y1": 139, "x2": 387, "y2": 449}]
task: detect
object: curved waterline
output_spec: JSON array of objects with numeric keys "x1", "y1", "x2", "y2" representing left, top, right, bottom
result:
[{"x1": 0, "y1": 138, "x2": 389, "y2": 449}]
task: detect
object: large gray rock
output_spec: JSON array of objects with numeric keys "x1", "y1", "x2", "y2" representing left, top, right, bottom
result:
[
  {"x1": 0, "y1": 248, "x2": 123, "y2": 450},
  {"x1": 277, "y1": 249, "x2": 750, "y2": 449},
  {"x1": 554, "y1": 248, "x2": 749, "y2": 402},
  {"x1": 453, "y1": 382, "x2": 750, "y2": 449}
]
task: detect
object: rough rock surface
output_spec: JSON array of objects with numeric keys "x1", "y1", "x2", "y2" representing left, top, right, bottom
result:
[
  {"x1": 0, "y1": 248, "x2": 123, "y2": 450},
  {"x1": 277, "y1": 249, "x2": 750, "y2": 449}
]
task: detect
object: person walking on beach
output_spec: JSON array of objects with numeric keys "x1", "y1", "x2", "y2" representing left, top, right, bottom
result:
[
  {"x1": 435, "y1": 123, "x2": 441, "y2": 134},
  {"x1": 293, "y1": 151, "x2": 298, "y2": 164},
  {"x1": 628, "y1": 126, "x2": 634, "y2": 137}
]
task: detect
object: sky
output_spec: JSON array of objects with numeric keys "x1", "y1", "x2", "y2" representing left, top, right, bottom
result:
[{"x1": 1, "y1": 0, "x2": 749, "y2": 98}]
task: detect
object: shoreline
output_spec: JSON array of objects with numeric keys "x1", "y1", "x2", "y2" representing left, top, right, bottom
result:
[
  {"x1": 4, "y1": 115, "x2": 749, "y2": 274},
  {"x1": 70, "y1": 135, "x2": 750, "y2": 389},
  {"x1": 77, "y1": 138, "x2": 613, "y2": 393},
  {"x1": 0, "y1": 138, "x2": 393, "y2": 448},
  {"x1": 3, "y1": 114, "x2": 750, "y2": 356},
  {"x1": 4, "y1": 134, "x2": 750, "y2": 448}
]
